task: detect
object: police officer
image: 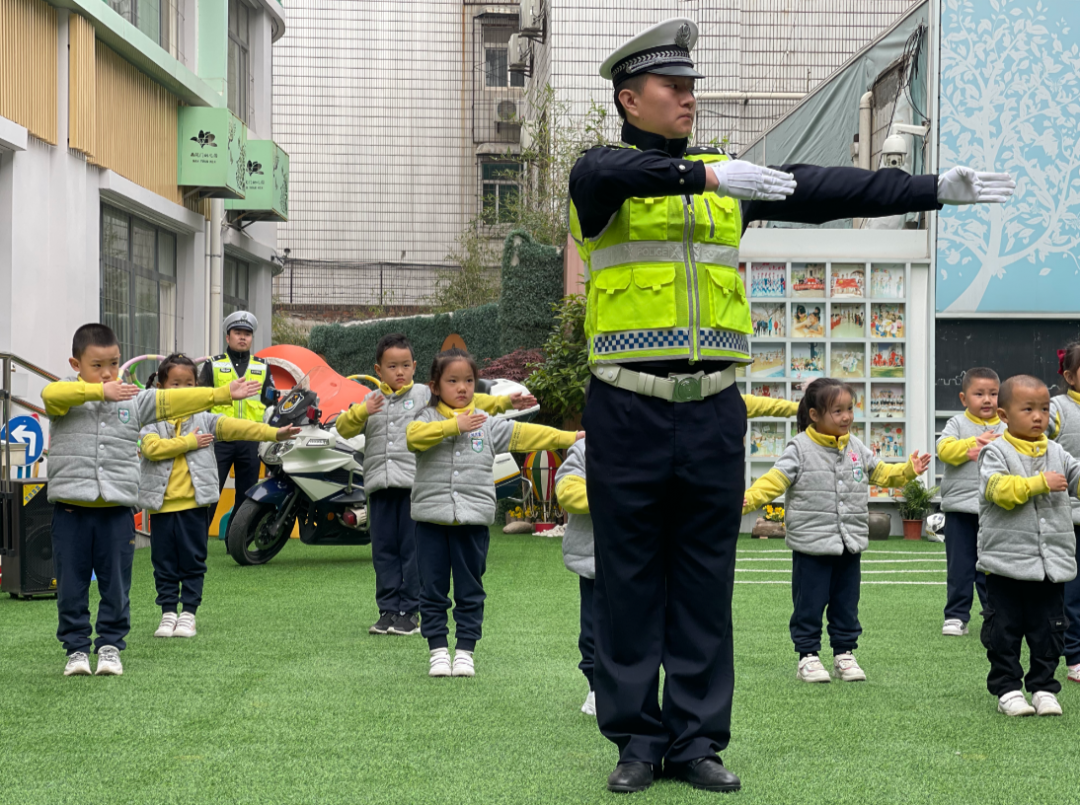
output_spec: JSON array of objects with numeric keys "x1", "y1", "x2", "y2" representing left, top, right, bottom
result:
[
  {"x1": 570, "y1": 18, "x2": 1014, "y2": 794},
  {"x1": 199, "y1": 311, "x2": 277, "y2": 534}
]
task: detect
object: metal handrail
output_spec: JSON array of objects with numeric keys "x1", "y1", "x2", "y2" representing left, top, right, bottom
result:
[{"x1": 1, "y1": 352, "x2": 60, "y2": 486}]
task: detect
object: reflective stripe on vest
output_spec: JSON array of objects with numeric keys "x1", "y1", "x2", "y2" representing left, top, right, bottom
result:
[
  {"x1": 211, "y1": 358, "x2": 267, "y2": 421},
  {"x1": 587, "y1": 242, "x2": 741, "y2": 281}
]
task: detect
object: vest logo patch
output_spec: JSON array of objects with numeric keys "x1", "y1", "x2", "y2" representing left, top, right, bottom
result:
[
  {"x1": 118, "y1": 408, "x2": 130, "y2": 424},
  {"x1": 404, "y1": 399, "x2": 415, "y2": 410},
  {"x1": 849, "y1": 450, "x2": 865, "y2": 483},
  {"x1": 471, "y1": 437, "x2": 484, "y2": 453},
  {"x1": 249, "y1": 367, "x2": 264, "y2": 375},
  {"x1": 218, "y1": 366, "x2": 233, "y2": 374}
]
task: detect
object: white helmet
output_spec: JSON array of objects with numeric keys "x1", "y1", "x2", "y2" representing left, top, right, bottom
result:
[{"x1": 223, "y1": 310, "x2": 258, "y2": 335}]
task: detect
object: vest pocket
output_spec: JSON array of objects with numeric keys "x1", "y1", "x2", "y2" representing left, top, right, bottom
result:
[
  {"x1": 706, "y1": 266, "x2": 752, "y2": 334},
  {"x1": 627, "y1": 197, "x2": 669, "y2": 241},
  {"x1": 703, "y1": 195, "x2": 740, "y2": 244},
  {"x1": 594, "y1": 265, "x2": 677, "y2": 332}
]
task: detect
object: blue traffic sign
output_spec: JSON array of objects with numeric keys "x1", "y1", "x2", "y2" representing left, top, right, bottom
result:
[{"x1": 1, "y1": 416, "x2": 44, "y2": 463}]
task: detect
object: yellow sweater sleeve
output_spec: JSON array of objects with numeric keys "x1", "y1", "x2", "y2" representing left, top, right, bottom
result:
[
  {"x1": 742, "y1": 394, "x2": 799, "y2": 419},
  {"x1": 937, "y1": 436, "x2": 978, "y2": 466},
  {"x1": 742, "y1": 468, "x2": 792, "y2": 514},
  {"x1": 508, "y1": 422, "x2": 578, "y2": 453},
  {"x1": 407, "y1": 417, "x2": 460, "y2": 452},
  {"x1": 217, "y1": 419, "x2": 280, "y2": 442},
  {"x1": 335, "y1": 402, "x2": 369, "y2": 439},
  {"x1": 986, "y1": 473, "x2": 1050, "y2": 510},
  {"x1": 141, "y1": 432, "x2": 199, "y2": 461},
  {"x1": 556, "y1": 475, "x2": 589, "y2": 514},
  {"x1": 475, "y1": 393, "x2": 514, "y2": 415},
  {"x1": 42, "y1": 380, "x2": 105, "y2": 417},
  {"x1": 870, "y1": 457, "x2": 919, "y2": 488},
  {"x1": 157, "y1": 385, "x2": 233, "y2": 421}
]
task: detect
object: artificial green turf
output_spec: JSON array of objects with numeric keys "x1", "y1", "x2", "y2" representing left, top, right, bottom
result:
[{"x1": 0, "y1": 533, "x2": 1074, "y2": 805}]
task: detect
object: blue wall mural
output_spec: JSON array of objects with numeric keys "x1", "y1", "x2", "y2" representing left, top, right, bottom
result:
[{"x1": 937, "y1": 0, "x2": 1080, "y2": 313}]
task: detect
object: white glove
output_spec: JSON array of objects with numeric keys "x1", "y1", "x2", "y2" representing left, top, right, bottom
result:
[
  {"x1": 710, "y1": 161, "x2": 797, "y2": 202},
  {"x1": 937, "y1": 166, "x2": 1016, "y2": 204}
]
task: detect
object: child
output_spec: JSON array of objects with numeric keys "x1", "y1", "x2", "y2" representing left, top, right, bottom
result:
[
  {"x1": 138, "y1": 354, "x2": 301, "y2": 639},
  {"x1": 977, "y1": 374, "x2": 1080, "y2": 716},
  {"x1": 936, "y1": 367, "x2": 1004, "y2": 636},
  {"x1": 335, "y1": 333, "x2": 535, "y2": 637},
  {"x1": 1049, "y1": 343, "x2": 1080, "y2": 684},
  {"x1": 406, "y1": 348, "x2": 582, "y2": 678},
  {"x1": 556, "y1": 393, "x2": 799, "y2": 716},
  {"x1": 742, "y1": 378, "x2": 929, "y2": 683},
  {"x1": 43, "y1": 324, "x2": 261, "y2": 677}
]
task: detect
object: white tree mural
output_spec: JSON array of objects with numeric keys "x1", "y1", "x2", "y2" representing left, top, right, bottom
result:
[{"x1": 939, "y1": 0, "x2": 1080, "y2": 312}]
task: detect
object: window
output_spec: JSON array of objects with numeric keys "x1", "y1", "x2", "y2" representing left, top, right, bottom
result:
[
  {"x1": 481, "y1": 162, "x2": 521, "y2": 225},
  {"x1": 483, "y1": 25, "x2": 525, "y2": 88},
  {"x1": 100, "y1": 206, "x2": 178, "y2": 367},
  {"x1": 228, "y1": 0, "x2": 251, "y2": 123},
  {"x1": 223, "y1": 256, "x2": 251, "y2": 317},
  {"x1": 108, "y1": 0, "x2": 181, "y2": 58}
]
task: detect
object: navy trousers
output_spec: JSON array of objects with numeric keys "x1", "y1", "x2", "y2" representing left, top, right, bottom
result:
[
  {"x1": 584, "y1": 379, "x2": 744, "y2": 766},
  {"x1": 943, "y1": 511, "x2": 988, "y2": 623},
  {"x1": 1062, "y1": 526, "x2": 1080, "y2": 666},
  {"x1": 149, "y1": 508, "x2": 210, "y2": 613},
  {"x1": 981, "y1": 574, "x2": 1067, "y2": 696},
  {"x1": 368, "y1": 488, "x2": 420, "y2": 615},
  {"x1": 414, "y1": 521, "x2": 489, "y2": 652},
  {"x1": 578, "y1": 575, "x2": 595, "y2": 689},
  {"x1": 790, "y1": 549, "x2": 862, "y2": 655},
  {"x1": 215, "y1": 439, "x2": 260, "y2": 531},
  {"x1": 52, "y1": 505, "x2": 135, "y2": 654}
]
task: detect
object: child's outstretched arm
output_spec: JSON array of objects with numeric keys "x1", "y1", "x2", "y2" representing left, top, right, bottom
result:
[
  {"x1": 555, "y1": 441, "x2": 588, "y2": 514},
  {"x1": 980, "y1": 446, "x2": 1053, "y2": 511},
  {"x1": 407, "y1": 412, "x2": 468, "y2": 453},
  {"x1": 474, "y1": 392, "x2": 538, "y2": 415},
  {"x1": 869, "y1": 451, "x2": 929, "y2": 488},
  {"x1": 140, "y1": 428, "x2": 214, "y2": 461},
  {"x1": 216, "y1": 417, "x2": 300, "y2": 444},
  {"x1": 506, "y1": 421, "x2": 582, "y2": 453},
  {"x1": 137, "y1": 379, "x2": 262, "y2": 426},
  {"x1": 42, "y1": 379, "x2": 137, "y2": 417},
  {"x1": 742, "y1": 394, "x2": 799, "y2": 419},
  {"x1": 742, "y1": 469, "x2": 791, "y2": 515}
]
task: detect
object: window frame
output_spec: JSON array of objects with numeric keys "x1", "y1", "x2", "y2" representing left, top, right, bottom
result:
[
  {"x1": 228, "y1": 0, "x2": 252, "y2": 123},
  {"x1": 480, "y1": 160, "x2": 522, "y2": 226},
  {"x1": 223, "y1": 255, "x2": 251, "y2": 317},
  {"x1": 482, "y1": 22, "x2": 525, "y2": 89}
]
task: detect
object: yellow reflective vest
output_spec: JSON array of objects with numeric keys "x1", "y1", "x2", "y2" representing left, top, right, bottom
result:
[
  {"x1": 569, "y1": 145, "x2": 750, "y2": 365},
  {"x1": 210, "y1": 354, "x2": 268, "y2": 421}
]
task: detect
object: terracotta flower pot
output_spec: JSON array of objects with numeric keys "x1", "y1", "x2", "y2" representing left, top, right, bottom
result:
[{"x1": 902, "y1": 518, "x2": 924, "y2": 540}]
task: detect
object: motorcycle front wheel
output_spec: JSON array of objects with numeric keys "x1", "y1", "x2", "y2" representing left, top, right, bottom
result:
[{"x1": 227, "y1": 498, "x2": 296, "y2": 566}]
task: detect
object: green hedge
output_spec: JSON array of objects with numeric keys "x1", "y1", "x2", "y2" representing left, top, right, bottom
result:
[
  {"x1": 498, "y1": 230, "x2": 564, "y2": 355},
  {"x1": 308, "y1": 303, "x2": 501, "y2": 381}
]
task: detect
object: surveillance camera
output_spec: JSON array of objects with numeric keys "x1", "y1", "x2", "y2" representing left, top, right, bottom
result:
[{"x1": 881, "y1": 133, "x2": 908, "y2": 169}]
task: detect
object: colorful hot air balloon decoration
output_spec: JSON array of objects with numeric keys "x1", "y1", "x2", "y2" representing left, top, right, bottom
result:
[{"x1": 523, "y1": 450, "x2": 563, "y2": 531}]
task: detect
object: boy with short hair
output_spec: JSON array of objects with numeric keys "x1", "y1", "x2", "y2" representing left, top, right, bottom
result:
[
  {"x1": 43, "y1": 323, "x2": 261, "y2": 677},
  {"x1": 977, "y1": 374, "x2": 1080, "y2": 716},
  {"x1": 936, "y1": 367, "x2": 1005, "y2": 636}
]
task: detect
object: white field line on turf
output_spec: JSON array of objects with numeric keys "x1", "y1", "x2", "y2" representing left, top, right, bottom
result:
[
  {"x1": 737, "y1": 580, "x2": 946, "y2": 585},
  {"x1": 737, "y1": 558, "x2": 945, "y2": 564},
  {"x1": 737, "y1": 549, "x2": 945, "y2": 556},
  {"x1": 735, "y1": 569, "x2": 944, "y2": 574}
]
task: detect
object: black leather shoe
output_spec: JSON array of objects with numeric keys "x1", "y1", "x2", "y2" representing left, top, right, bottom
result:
[
  {"x1": 666, "y1": 756, "x2": 741, "y2": 793},
  {"x1": 607, "y1": 762, "x2": 655, "y2": 793}
]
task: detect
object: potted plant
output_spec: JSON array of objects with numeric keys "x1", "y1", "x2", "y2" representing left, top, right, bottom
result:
[
  {"x1": 898, "y1": 479, "x2": 940, "y2": 540},
  {"x1": 751, "y1": 504, "x2": 786, "y2": 539}
]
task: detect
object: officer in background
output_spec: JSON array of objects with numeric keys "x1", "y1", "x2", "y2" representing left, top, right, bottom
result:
[
  {"x1": 569, "y1": 18, "x2": 1014, "y2": 795},
  {"x1": 199, "y1": 311, "x2": 277, "y2": 534}
]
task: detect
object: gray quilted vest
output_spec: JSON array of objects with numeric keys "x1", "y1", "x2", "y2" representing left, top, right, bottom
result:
[
  {"x1": 938, "y1": 413, "x2": 1006, "y2": 514},
  {"x1": 138, "y1": 412, "x2": 226, "y2": 512},
  {"x1": 359, "y1": 383, "x2": 431, "y2": 495},
  {"x1": 555, "y1": 440, "x2": 594, "y2": 579},
  {"x1": 1051, "y1": 394, "x2": 1080, "y2": 524}
]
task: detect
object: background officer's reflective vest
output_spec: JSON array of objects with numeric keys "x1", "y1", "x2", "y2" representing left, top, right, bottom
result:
[
  {"x1": 570, "y1": 146, "x2": 751, "y2": 365},
  {"x1": 211, "y1": 355, "x2": 267, "y2": 421}
]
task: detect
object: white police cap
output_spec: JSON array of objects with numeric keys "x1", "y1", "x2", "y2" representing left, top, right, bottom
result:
[
  {"x1": 223, "y1": 310, "x2": 258, "y2": 334},
  {"x1": 600, "y1": 18, "x2": 703, "y2": 85}
]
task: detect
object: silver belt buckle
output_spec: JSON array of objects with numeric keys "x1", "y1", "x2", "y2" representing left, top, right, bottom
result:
[{"x1": 670, "y1": 373, "x2": 704, "y2": 402}]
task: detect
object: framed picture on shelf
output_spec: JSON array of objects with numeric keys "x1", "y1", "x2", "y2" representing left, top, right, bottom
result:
[
  {"x1": 791, "y1": 263, "x2": 826, "y2": 297},
  {"x1": 751, "y1": 303, "x2": 786, "y2": 338},
  {"x1": 738, "y1": 263, "x2": 748, "y2": 294},
  {"x1": 830, "y1": 263, "x2": 865, "y2": 298},
  {"x1": 870, "y1": 485, "x2": 901, "y2": 499},
  {"x1": 750, "y1": 422, "x2": 786, "y2": 458},
  {"x1": 751, "y1": 262, "x2": 786, "y2": 297},
  {"x1": 870, "y1": 303, "x2": 904, "y2": 339},
  {"x1": 870, "y1": 343, "x2": 905, "y2": 377},
  {"x1": 792, "y1": 303, "x2": 826, "y2": 338},
  {"x1": 851, "y1": 384, "x2": 866, "y2": 419},
  {"x1": 750, "y1": 382, "x2": 786, "y2": 400},
  {"x1": 871, "y1": 263, "x2": 905, "y2": 299},
  {"x1": 870, "y1": 423, "x2": 905, "y2": 460},
  {"x1": 830, "y1": 343, "x2": 865, "y2": 378},
  {"x1": 870, "y1": 384, "x2": 905, "y2": 418},
  {"x1": 751, "y1": 344, "x2": 786, "y2": 378},
  {"x1": 830, "y1": 303, "x2": 864, "y2": 338},
  {"x1": 790, "y1": 342, "x2": 825, "y2": 379}
]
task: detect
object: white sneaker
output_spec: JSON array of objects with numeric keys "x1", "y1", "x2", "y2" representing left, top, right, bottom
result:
[
  {"x1": 1032, "y1": 691, "x2": 1063, "y2": 716},
  {"x1": 429, "y1": 648, "x2": 451, "y2": 678},
  {"x1": 64, "y1": 651, "x2": 92, "y2": 676},
  {"x1": 1067, "y1": 663, "x2": 1080, "y2": 684},
  {"x1": 942, "y1": 619, "x2": 968, "y2": 636},
  {"x1": 172, "y1": 612, "x2": 197, "y2": 638},
  {"x1": 997, "y1": 691, "x2": 1035, "y2": 717},
  {"x1": 154, "y1": 612, "x2": 178, "y2": 638},
  {"x1": 581, "y1": 690, "x2": 597, "y2": 716},
  {"x1": 797, "y1": 655, "x2": 831, "y2": 683},
  {"x1": 452, "y1": 651, "x2": 476, "y2": 678},
  {"x1": 833, "y1": 652, "x2": 867, "y2": 682},
  {"x1": 95, "y1": 646, "x2": 123, "y2": 676}
]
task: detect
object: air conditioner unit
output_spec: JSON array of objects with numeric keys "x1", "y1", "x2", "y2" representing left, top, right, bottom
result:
[
  {"x1": 519, "y1": 0, "x2": 543, "y2": 36},
  {"x1": 496, "y1": 100, "x2": 519, "y2": 123},
  {"x1": 508, "y1": 33, "x2": 529, "y2": 72}
]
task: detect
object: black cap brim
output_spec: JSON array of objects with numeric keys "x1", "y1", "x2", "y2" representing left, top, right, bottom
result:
[{"x1": 649, "y1": 65, "x2": 704, "y2": 78}]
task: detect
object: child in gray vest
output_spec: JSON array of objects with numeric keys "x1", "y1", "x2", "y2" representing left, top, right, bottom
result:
[
  {"x1": 43, "y1": 324, "x2": 261, "y2": 678},
  {"x1": 335, "y1": 333, "x2": 534, "y2": 637},
  {"x1": 1048, "y1": 343, "x2": 1080, "y2": 686},
  {"x1": 406, "y1": 348, "x2": 583, "y2": 679},
  {"x1": 977, "y1": 374, "x2": 1080, "y2": 716},
  {"x1": 743, "y1": 378, "x2": 929, "y2": 684},
  {"x1": 138, "y1": 354, "x2": 300, "y2": 641},
  {"x1": 936, "y1": 367, "x2": 1005, "y2": 637}
]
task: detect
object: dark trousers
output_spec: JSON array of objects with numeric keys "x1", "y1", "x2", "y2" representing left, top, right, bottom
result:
[
  {"x1": 414, "y1": 521, "x2": 489, "y2": 652},
  {"x1": 584, "y1": 379, "x2": 744, "y2": 766},
  {"x1": 943, "y1": 511, "x2": 988, "y2": 623},
  {"x1": 1062, "y1": 526, "x2": 1080, "y2": 666},
  {"x1": 149, "y1": 508, "x2": 210, "y2": 614},
  {"x1": 981, "y1": 574, "x2": 1067, "y2": 696},
  {"x1": 578, "y1": 575, "x2": 595, "y2": 689},
  {"x1": 368, "y1": 488, "x2": 420, "y2": 615},
  {"x1": 215, "y1": 440, "x2": 260, "y2": 530},
  {"x1": 790, "y1": 549, "x2": 862, "y2": 654},
  {"x1": 51, "y1": 505, "x2": 135, "y2": 655}
]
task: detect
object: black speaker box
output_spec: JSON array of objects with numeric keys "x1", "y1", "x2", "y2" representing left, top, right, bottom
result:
[{"x1": 1, "y1": 479, "x2": 56, "y2": 598}]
